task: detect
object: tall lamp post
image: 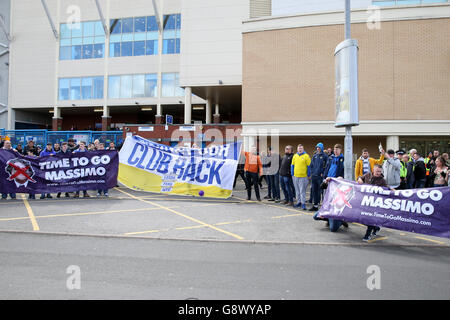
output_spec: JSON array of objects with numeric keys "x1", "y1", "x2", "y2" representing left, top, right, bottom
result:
[{"x1": 334, "y1": 0, "x2": 359, "y2": 181}]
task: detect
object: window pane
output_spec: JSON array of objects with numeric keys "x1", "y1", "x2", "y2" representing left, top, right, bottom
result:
[
  {"x1": 71, "y1": 37, "x2": 82, "y2": 45},
  {"x1": 93, "y1": 43, "x2": 104, "y2": 58},
  {"x1": 110, "y1": 34, "x2": 121, "y2": 43},
  {"x1": 82, "y1": 44, "x2": 93, "y2": 59},
  {"x1": 94, "y1": 36, "x2": 105, "y2": 44},
  {"x1": 132, "y1": 75, "x2": 145, "y2": 97},
  {"x1": 94, "y1": 21, "x2": 104, "y2": 36},
  {"x1": 146, "y1": 40, "x2": 157, "y2": 55},
  {"x1": 134, "y1": 32, "x2": 146, "y2": 41},
  {"x1": 83, "y1": 21, "x2": 95, "y2": 37},
  {"x1": 163, "y1": 14, "x2": 176, "y2": 30},
  {"x1": 58, "y1": 78, "x2": 70, "y2": 100},
  {"x1": 176, "y1": 14, "x2": 181, "y2": 29},
  {"x1": 146, "y1": 31, "x2": 158, "y2": 40},
  {"x1": 70, "y1": 23, "x2": 82, "y2": 37},
  {"x1": 147, "y1": 16, "x2": 158, "y2": 31},
  {"x1": 134, "y1": 17, "x2": 146, "y2": 32},
  {"x1": 162, "y1": 73, "x2": 175, "y2": 97},
  {"x1": 163, "y1": 39, "x2": 175, "y2": 54},
  {"x1": 70, "y1": 78, "x2": 81, "y2": 100},
  {"x1": 59, "y1": 46, "x2": 71, "y2": 60},
  {"x1": 81, "y1": 77, "x2": 93, "y2": 99},
  {"x1": 175, "y1": 38, "x2": 180, "y2": 54},
  {"x1": 71, "y1": 45, "x2": 81, "y2": 59},
  {"x1": 121, "y1": 41, "x2": 133, "y2": 56},
  {"x1": 145, "y1": 74, "x2": 158, "y2": 97},
  {"x1": 120, "y1": 75, "x2": 133, "y2": 98},
  {"x1": 133, "y1": 41, "x2": 145, "y2": 56},
  {"x1": 110, "y1": 43, "x2": 121, "y2": 57},
  {"x1": 83, "y1": 36, "x2": 94, "y2": 44},
  {"x1": 92, "y1": 77, "x2": 104, "y2": 99},
  {"x1": 60, "y1": 24, "x2": 71, "y2": 39},
  {"x1": 110, "y1": 19, "x2": 121, "y2": 34},
  {"x1": 122, "y1": 18, "x2": 133, "y2": 33},
  {"x1": 60, "y1": 38, "x2": 71, "y2": 46},
  {"x1": 108, "y1": 76, "x2": 121, "y2": 98},
  {"x1": 121, "y1": 33, "x2": 133, "y2": 42}
]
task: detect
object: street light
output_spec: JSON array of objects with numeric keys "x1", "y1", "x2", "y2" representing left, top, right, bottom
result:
[{"x1": 334, "y1": 0, "x2": 359, "y2": 181}]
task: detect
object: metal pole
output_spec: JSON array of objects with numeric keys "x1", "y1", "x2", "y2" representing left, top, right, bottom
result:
[
  {"x1": 344, "y1": 0, "x2": 353, "y2": 181},
  {"x1": 40, "y1": 0, "x2": 59, "y2": 39},
  {"x1": 94, "y1": 0, "x2": 109, "y2": 35},
  {"x1": 345, "y1": 0, "x2": 351, "y2": 39}
]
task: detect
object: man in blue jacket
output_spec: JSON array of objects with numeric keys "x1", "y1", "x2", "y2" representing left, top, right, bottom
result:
[
  {"x1": 313, "y1": 143, "x2": 348, "y2": 231},
  {"x1": 309, "y1": 142, "x2": 328, "y2": 211}
]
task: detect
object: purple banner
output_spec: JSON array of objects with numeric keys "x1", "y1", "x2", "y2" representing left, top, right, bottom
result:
[
  {"x1": 318, "y1": 178, "x2": 450, "y2": 239},
  {"x1": 0, "y1": 149, "x2": 118, "y2": 194}
]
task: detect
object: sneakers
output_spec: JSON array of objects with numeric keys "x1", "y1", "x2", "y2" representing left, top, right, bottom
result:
[
  {"x1": 263, "y1": 195, "x2": 270, "y2": 199},
  {"x1": 274, "y1": 199, "x2": 280, "y2": 203},
  {"x1": 104, "y1": 192, "x2": 109, "y2": 197},
  {"x1": 286, "y1": 202, "x2": 293, "y2": 206},
  {"x1": 301, "y1": 204, "x2": 307, "y2": 210},
  {"x1": 308, "y1": 206, "x2": 319, "y2": 211},
  {"x1": 362, "y1": 235, "x2": 372, "y2": 242},
  {"x1": 281, "y1": 200, "x2": 288, "y2": 205},
  {"x1": 268, "y1": 198, "x2": 275, "y2": 201},
  {"x1": 97, "y1": 192, "x2": 101, "y2": 197},
  {"x1": 342, "y1": 221, "x2": 349, "y2": 228},
  {"x1": 65, "y1": 193, "x2": 70, "y2": 198},
  {"x1": 46, "y1": 194, "x2": 52, "y2": 198},
  {"x1": 293, "y1": 202, "x2": 302, "y2": 208}
]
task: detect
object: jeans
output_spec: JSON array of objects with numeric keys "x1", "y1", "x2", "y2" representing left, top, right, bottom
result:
[
  {"x1": 265, "y1": 175, "x2": 272, "y2": 198},
  {"x1": 280, "y1": 175, "x2": 294, "y2": 203},
  {"x1": 267, "y1": 174, "x2": 280, "y2": 199},
  {"x1": 2, "y1": 193, "x2": 16, "y2": 199},
  {"x1": 292, "y1": 176, "x2": 308, "y2": 205},
  {"x1": 311, "y1": 175, "x2": 323, "y2": 206},
  {"x1": 414, "y1": 179, "x2": 426, "y2": 189},
  {"x1": 245, "y1": 171, "x2": 261, "y2": 200},
  {"x1": 313, "y1": 213, "x2": 343, "y2": 232}
]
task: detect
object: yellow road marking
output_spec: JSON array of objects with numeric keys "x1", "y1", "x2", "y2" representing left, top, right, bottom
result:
[
  {"x1": 21, "y1": 195, "x2": 39, "y2": 231},
  {"x1": 414, "y1": 236, "x2": 445, "y2": 245},
  {"x1": 115, "y1": 187, "x2": 244, "y2": 240},
  {"x1": 272, "y1": 213, "x2": 303, "y2": 219}
]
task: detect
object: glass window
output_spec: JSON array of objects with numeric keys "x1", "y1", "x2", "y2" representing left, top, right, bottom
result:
[
  {"x1": 162, "y1": 73, "x2": 175, "y2": 97},
  {"x1": 163, "y1": 14, "x2": 176, "y2": 30},
  {"x1": 121, "y1": 41, "x2": 133, "y2": 56},
  {"x1": 58, "y1": 78, "x2": 70, "y2": 100},
  {"x1": 110, "y1": 42, "x2": 121, "y2": 57},
  {"x1": 146, "y1": 40, "x2": 157, "y2": 55},
  {"x1": 92, "y1": 77, "x2": 104, "y2": 99},
  {"x1": 83, "y1": 21, "x2": 95, "y2": 37},
  {"x1": 120, "y1": 75, "x2": 133, "y2": 98},
  {"x1": 82, "y1": 44, "x2": 93, "y2": 59},
  {"x1": 60, "y1": 24, "x2": 71, "y2": 39},
  {"x1": 147, "y1": 16, "x2": 158, "y2": 31},
  {"x1": 94, "y1": 21, "x2": 104, "y2": 36},
  {"x1": 134, "y1": 17, "x2": 146, "y2": 32},
  {"x1": 163, "y1": 39, "x2": 175, "y2": 54},
  {"x1": 110, "y1": 19, "x2": 121, "y2": 34},
  {"x1": 93, "y1": 43, "x2": 104, "y2": 58},
  {"x1": 81, "y1": 77, "x2": 93, "y2": 99},
  {"x1": 70, "y1": 24, "x2": 82, "y2": 37},
  {"x1": 145, "y1": 74, "x2": 157, "y2": 97},
  {"x1": 70, "y1": 78, "x2": 81, "y2": 100},
  {"x1": 132, "y1": 74, "x2": 145, "y2": 97},
  {"x1": 108, "y1": 76, "x2": 121, "y2": 99},
  {"x1": 71, "y1": 45, "x2": 82, "y2": 60},
  {"x1": 59, "y1": 46, "x2": 71, "y2": 60},
  {"x1": 122, "y1": 18, "x2": 133, "y2": 33},
  {"x1": 133, "y1": 41, "x2": 145, "y2": 56}
]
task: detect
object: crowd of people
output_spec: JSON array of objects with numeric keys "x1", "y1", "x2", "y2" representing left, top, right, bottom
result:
[
  {"x1": 1, "y1": 138, "x2": 119, "y2": 200},
  {"x1": 235, "y1": 143, "x2": 449, "y2": 241}
]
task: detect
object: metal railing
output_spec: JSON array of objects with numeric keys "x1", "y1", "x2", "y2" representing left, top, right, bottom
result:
[{"x1": 0, "y1": 129, "x2": 124, "y2": 148}]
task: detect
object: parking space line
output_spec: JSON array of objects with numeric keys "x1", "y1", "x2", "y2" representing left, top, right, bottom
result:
[
  {"x1": 21, "y1": 194, "x2": 39, "y2": 231},
  {"x1": 367, "y1": 236, "x2": 389, "y2": 243},
  {"x1": 414, "y1": 236, "x2": 445, "y2": 245},
  {"x1": 115, "y1": 187, "x2": 244, "y2": 240}
]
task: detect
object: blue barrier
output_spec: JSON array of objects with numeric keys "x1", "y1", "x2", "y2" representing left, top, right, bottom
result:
[{"x1": 0, "y1": 129, "x2": 123, "y2": 148}]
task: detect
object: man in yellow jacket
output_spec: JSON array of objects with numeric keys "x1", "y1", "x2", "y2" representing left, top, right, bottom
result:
[
  {"x1": 355, "y1": 148, "x2": 385, "y2": 181},
  {"x1": 291, "y1": 144, "x2": 311, "y2": 210}
]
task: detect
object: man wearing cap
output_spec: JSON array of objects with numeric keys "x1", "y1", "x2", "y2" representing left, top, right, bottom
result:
[{"x1": 309, "y1": 142, "x2": 328, "y2": 211}]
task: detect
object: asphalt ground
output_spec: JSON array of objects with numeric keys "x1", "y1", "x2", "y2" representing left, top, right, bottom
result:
[
  {"x1": 1, "y1": 180, "x2": 449, "y2": 300},
  {"x1": 0, "y1": 180, "x2": 449, "y2": 246}
]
